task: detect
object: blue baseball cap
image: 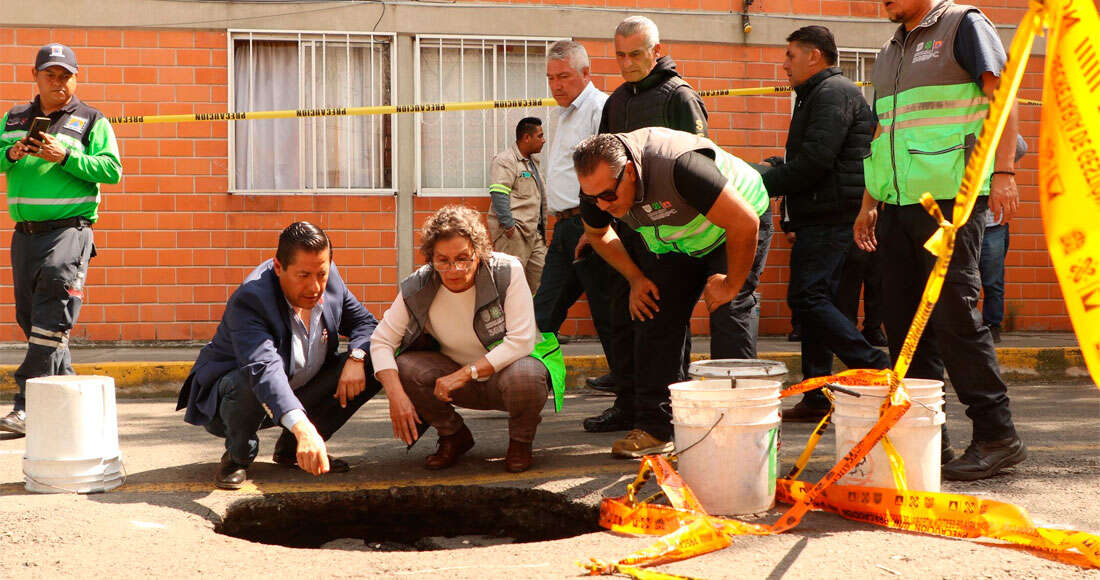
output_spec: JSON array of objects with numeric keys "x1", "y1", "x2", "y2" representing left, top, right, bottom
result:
[{"x1": 35, "y1": 44, "x2": 78, "y2": 74}]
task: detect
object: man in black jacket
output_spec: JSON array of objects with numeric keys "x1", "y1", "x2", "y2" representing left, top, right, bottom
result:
[{"x1": 763, "y1": 26, "x2": 889, "y2": 421}]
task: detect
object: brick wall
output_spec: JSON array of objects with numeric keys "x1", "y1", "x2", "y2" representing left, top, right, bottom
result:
[
  {"x1": 0, "y1": 28, "x2": 399, "y2": 342},
  {"x1": 0, "y1": 1, "x2": 1067, "y2": 343}
]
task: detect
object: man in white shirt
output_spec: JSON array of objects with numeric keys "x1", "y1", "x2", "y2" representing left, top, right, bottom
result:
[{"x1": 533, "y1": 40, "x2": 615, "y2": 364}]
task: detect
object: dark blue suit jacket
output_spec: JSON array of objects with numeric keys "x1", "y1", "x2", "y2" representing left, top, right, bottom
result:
[{"x1": 176, "y1": 260, "x2": 378, "y2": 426}]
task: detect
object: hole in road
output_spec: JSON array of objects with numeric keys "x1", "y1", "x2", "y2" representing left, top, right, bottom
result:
[{"x1": 216, "y1": 485, "x2": 600, "y2": 551}]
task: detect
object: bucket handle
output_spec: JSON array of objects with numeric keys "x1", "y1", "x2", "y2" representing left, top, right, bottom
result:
[{"x1": 672, "y1": 412, "x2": 725, "y2": 458}]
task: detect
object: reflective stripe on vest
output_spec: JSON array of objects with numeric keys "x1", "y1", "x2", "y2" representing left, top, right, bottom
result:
[
  {"x1": 635, "y1": 147, "x2": 769, "y2": 257},
  {"x1": 866, "y1": 82, "x2": 990, "y2": 205}
]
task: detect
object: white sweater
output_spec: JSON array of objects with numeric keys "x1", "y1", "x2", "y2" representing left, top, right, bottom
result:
[{"x1": 370, "y1": 253, "x2": 537, "y2": 374}]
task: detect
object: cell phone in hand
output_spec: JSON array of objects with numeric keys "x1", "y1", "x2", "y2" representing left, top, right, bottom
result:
[{"x1": 26, "y1": 117, "x2": 50, "y2": 147}]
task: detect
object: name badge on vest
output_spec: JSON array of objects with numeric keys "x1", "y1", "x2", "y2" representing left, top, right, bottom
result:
[
  {"x1": 642, "y1": 200, "x2": 677, "y2": 221},
  {"x1": 64, "y1": 115, "x2": 88, "y2": 133},
  {"x1": 481, "y1": 305, "x2": 506, "y2": 334},
  {"x1": 912, "y1": 40, "x2": 944, "y2": 64}
]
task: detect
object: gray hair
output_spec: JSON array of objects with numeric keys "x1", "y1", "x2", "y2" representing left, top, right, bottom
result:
[
  {"x1": 546, "y1": 40, "x2": 590, "y2": 73},
  {"x1": 572, "y1": 134, "x2": 628, "y2": 178},
  {"x1": 615, "y1": 16, "x2": 660, "y2": 47}
]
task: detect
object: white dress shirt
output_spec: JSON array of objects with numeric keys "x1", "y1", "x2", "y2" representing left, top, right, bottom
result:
[{"x1": 545, "y1": 82, "x2": 608, "y2": 213}]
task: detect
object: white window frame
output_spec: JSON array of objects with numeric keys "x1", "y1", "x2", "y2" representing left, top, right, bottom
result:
[
  {"x1": 790, "y1": 49, "x2": 878, "y2": 113},
  {"x1": 414, "y1": 34, "x2": 565, "y2": 197},
  {"x1": 838, "y1": 48, "x2": 878, "y2": 105},
  {"x1": 227, "y1": 29, "x2": 398, "y2": 196}
]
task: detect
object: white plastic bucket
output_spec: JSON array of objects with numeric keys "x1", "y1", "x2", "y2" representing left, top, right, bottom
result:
[
  {"x1": 833, "y1": 379, "x2": 945, "y2": 492},
  {"x1": 670, "y1": 379, "x2": 782, "y2": 515},
  {"x1": 688, "y1": 359, "x2": 788, "y2": 380},
  {"x1": 23, "y1": 375, "x2": 124, "y2": 494}
]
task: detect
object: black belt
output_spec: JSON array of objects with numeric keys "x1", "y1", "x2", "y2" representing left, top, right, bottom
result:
[
  {"x1": 15, "y1": 217, "x2": 92, "y2": 235},
  {"x1": 553, "y1": 207, "x2": 582, "y2": 220}
]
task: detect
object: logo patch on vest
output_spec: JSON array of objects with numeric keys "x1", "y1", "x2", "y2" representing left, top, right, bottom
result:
[
  {"x1": 642, "y1": 200, "x2": 677, "y2": 221},
  {"x1": 63, "y1": 115, "x2": 88, "y2": 133},
  {"x1": 482, "y1": 304, "x2": 506, "y2": 334},
  {"x1": 520, "y1": 171, "x2": 532, "y2": 179},
  {"x1": 912, "y1": 40, "x2": 944, "y2": 64}
]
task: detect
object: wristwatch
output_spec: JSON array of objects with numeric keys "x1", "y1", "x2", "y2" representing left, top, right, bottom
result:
[
  {"x1": 349, "y1": 348, "x2": 366, "y2": 362},
  {"x1": 469, "y1": 364, "x2": 480, "y2": 380}
]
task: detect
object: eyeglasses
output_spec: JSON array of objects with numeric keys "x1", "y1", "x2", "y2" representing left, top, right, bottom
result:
[
  {"x1": 432, "y1": 257, "x2": 475, "y2": 272},
  {"x1": 581, "y1": 165, "x2": 626, "y2": 204}
]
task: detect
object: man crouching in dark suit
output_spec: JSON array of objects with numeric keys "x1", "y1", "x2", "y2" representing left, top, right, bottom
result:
[{"x1": 177, "y1": 222, "x2": 382, "y2": 489}]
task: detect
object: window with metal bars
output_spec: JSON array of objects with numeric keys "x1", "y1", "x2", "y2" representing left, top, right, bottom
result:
[
  {"x1": 229, "y1": 30, "x2": 395, "y2": 194},
  {"x1": 414, "y1": 35, "x2": 566, "y2": 197},
  {"x1": 838, "y1": 49, "x2": 877, "y2": 105}
]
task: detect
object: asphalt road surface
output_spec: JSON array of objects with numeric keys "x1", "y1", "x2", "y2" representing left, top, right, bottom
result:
[{"x1": 0, "y1": 381, "x2": 1096, "y2": 579}]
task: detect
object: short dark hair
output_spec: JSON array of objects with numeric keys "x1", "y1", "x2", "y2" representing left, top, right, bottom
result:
[
  {"x1": 786, "y1": 26, "x2": 838, "y2": 66},
  {"x1": 572, "y1": 133, "x2": 628, "y2": 178},
  {"x1": 516, "y1": 117, "x2": 542, "y2": 142},
  {"x1": 276, "y1": 221, "x2": 331, "y2": 266}
]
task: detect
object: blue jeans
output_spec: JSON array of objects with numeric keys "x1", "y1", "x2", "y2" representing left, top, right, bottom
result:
[
  {"x1": 788, "y1": 224, "x2": 890, "y2": 407},
  {"x1": 979, "y1": 224, "x2": 1009, "y2": 328},
  {"x1": 204, "y1": 353, "x2": 381, "y2": 465}
]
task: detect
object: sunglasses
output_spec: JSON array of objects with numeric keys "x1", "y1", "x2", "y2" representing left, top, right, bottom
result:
[{"x1": 581, "y1": 165, "x2": 626, "y2": 204}]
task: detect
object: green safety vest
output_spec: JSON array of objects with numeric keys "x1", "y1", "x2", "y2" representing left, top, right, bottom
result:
[
  {"x1": 864, "y1": 1, "x2": 993, "y2": 206},
  {"x1": 615, "y1": 127, "x2": 769, "y2": 257},
  {"x1": 0, "y1": 96, "x2": 121, "y2": 222}
]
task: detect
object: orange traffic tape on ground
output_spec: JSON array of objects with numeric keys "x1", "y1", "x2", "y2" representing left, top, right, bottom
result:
[
  {"x1": 582, "y1": 3, "x2": 1100, "y2": 578},
  {"x1": 777, "y1": 479, "x2": 1100, "y2": 568},
  {"x1": 1038, "y1": 0, "x2": 1100, "y2": 387}
]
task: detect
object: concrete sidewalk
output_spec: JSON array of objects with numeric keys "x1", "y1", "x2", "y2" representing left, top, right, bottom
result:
[{"x1": 0, "y1": 331, "x2": 1089, "y2": 398}]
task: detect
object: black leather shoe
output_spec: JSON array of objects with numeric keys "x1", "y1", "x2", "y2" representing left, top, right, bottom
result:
[
  {"x1": 862, "y1": 327, "x2": 888, "y2": 347},
  {"x1": 273, "y1": 451, "x2": 351, "y2": 473},
  {"x1": 782, "y1": 401, "x2": 830, "y2": 423},
  {"x1": 582, "y1": 406, "x2": 633, "y2": 433},
  {"x1": 941, "y1": 446, "x2": 956, "y2": 464},
  {"x1": 585, "y1": 373, "x2": 618, "y2": 394},
  {"x1": 787, "y1": 329, "x2": 802, "y2": 342},
  {"x1": 216, "y1": 453, "x2": 248, "y2": 490},
  {"x1": 943, "y1": 436, "x2": 1027, "y2": 481}
]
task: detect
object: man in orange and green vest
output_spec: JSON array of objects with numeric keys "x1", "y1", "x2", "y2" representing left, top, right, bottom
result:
[{"x1": 853, "y1": 0, "x2": 1024, "y2": 481}]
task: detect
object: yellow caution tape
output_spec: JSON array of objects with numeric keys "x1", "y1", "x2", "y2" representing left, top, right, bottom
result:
[
  {"x1": 1038, "y1": 0, "x2": 1100, "y2": 388},
  {"x1": 105, "y1": 84, "x2": 1041, "y2": 125},
  {"x1": 585, "y1": 2, "x2": 1100, "y2": 576}
]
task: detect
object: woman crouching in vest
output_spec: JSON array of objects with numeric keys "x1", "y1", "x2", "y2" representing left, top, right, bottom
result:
[{"x1": 370, "y1": 205, "x2": 563, "y2": 473}]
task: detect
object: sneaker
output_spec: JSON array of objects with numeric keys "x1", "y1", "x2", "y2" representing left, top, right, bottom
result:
[
  {"x1": 0, "y1": 410, "x2": 25, "y2": 435},
  {"x1": 942, "y1": 436, "x2": 1027, "y2": 481},
  {"x1": 611, "y1": 429, "x2": 673, "y2": 459}
]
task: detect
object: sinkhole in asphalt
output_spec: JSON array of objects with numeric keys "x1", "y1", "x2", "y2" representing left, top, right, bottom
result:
[{"x1": 216, "y1": 485, "x2": 601, "y2": 551}]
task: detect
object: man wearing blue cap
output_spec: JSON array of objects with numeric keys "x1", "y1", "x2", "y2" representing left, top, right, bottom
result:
[{"x1": 0, "y1": 44, "x2": 121, "y2": 435}]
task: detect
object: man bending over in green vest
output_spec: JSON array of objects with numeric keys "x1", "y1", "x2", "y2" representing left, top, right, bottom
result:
[{"x1": 573, "y1": 128, "x2": 770, "y2": 458}]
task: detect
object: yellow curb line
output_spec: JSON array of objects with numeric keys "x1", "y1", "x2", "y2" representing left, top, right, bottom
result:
[{"x1": 0, "y1": 347, "x2": 1085, "y2": 396}]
